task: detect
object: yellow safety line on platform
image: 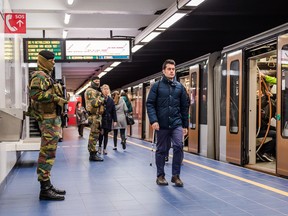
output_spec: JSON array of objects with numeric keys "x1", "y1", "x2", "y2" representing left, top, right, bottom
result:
[{"x1": 127, "y1": 140, "x2": 288, "y2": 197}]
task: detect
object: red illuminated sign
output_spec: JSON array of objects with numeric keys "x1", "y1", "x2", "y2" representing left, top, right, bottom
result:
[{"x1": 4, "y1": 13, "x2": 26, "y2": 34}]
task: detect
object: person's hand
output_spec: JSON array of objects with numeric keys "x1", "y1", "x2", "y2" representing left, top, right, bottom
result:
[
  {"x1": 152, "y1": 122, "x2": 159, "y2": 131},
  {"x1": 183, "y1": 128, "x2": 188, "y2": 136},
  {"x1": 259, "y1": 72, "x2": 266, "y2": 79},
  {"x1": 113, "y1": 122, "x2": 117, "y2": 127},
  {"x1": 54, "y1": 95, "x2": 68, "y2": 107}
]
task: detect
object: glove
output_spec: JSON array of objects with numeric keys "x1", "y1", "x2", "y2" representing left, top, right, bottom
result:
[{"x1": 53, "y1": 95, "x2": 68, "y2": 107}]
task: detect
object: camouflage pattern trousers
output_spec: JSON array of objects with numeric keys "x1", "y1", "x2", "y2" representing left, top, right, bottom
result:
[
  {"x1": 88, "y1": 114, "x2": 102, "y2": 153},
  {"x1": 37, "y1": 116, "x2": 61, "y2": 182}
]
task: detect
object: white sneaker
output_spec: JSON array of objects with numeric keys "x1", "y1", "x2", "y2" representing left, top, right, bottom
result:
[{"x1": 103, "y1": 149, "x2": 108, "y2": 155}]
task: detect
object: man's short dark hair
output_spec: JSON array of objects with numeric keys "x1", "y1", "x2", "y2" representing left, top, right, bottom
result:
[
  {"x1": 162, "y1": 59, "x2": 176, "y2": 70},
  {"x1": 90, "y1": 76, "x2": 100, "y2": 81}
]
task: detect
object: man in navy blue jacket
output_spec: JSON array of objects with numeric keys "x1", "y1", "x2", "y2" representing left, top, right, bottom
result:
[{"x1": 146, "y1": 59, "x2": 189, "y2": 187}]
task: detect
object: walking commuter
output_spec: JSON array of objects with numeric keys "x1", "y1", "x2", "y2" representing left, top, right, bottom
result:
[
  {"x1": 98, "y1": 84, "x2": 117, "y2": 154},
  {"x1": 84, "y1": 76, "x2": 105, "y2": 161},
  {"x1": 75, "y1": 101, "x2": 88, "y2": 137},
  {"x1": 121, "y1": 91, "x2": 133, "y2": 113},
  {"x1": 146, "y1": 59, "x2": 189, "y2": 187},
  {"x1": 111, "y1": 91, "x2": 128, "y2": 150},
  {"x1": 28, "y1": 50, "x2": 67, "y2": 200}
]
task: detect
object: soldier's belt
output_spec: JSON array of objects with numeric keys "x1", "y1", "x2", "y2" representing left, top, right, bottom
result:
[{"x1": 43, "y1": 113, "x2": 57, "y2": 119}]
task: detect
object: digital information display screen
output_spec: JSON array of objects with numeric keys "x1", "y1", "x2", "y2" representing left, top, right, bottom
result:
[
  {"x1": 65, "y1": 39, "x2": 131, "y2": 61},
  {"x1": 23, "y1": 38, "x2": 64, "y2": 62}
]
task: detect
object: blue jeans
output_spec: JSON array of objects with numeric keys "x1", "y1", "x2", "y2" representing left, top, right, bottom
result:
[{"x1": 156, "y1": 126, "x2": 183, "y2": 177}]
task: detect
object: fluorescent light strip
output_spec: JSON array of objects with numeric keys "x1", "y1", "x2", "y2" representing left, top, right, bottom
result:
[
  {"x1": 67, "y1": 0, "x2": 74, "y2": 5},
  {"x1": 111, "y1": 62, "x2": 121, "y2": 67},
  {"x1": 132, "y1": 45, "x2": 143, "y2": 53},
  {"x1": 159, "y1": 12, "x2": 186, "y2": 28},
  {"x1": 64, "y1": 13, "x2": 71, "y2": 24},
  {"x1": 104, "y1": 67, "x2": 113, "y2": 72},
  {"x1": 186, "y1": 0, "x2": 205, "y2": 6},
  {"x1": 98, "y1": 72, "x2": 107, "y2": 78},
  {"x1": 75, "y1": 82, "x2": 90, "y2": 95},
  {"x1": 141, "y1": 32, "x2": 161, "y2": 43},
  {"x1": 62, "y1": 30, "x2": 68, "y2": 38}
]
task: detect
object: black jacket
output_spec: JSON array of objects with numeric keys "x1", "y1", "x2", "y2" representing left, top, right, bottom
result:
[
  {"x1": 146, "y1": 76, "x2": 189, "y2": 129},
  {"x1": 101, "y1": 96, "x2": 117, "y2": 131}
]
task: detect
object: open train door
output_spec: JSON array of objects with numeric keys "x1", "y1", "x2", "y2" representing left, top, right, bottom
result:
[
  {"x1": 188, "y1": 64, "x2": 200, "y2": 153},
  {"x1": 276, "y1": 34, "x2": 288, "y2": 176},
  {"x1": 226, "y1": 50, "x2": 243, "y2": 165}
]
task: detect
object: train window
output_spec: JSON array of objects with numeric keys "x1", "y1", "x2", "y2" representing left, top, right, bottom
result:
[
  {"x1": 190, "y1": 72, "x2": 197, "y2": 129},
  {"x1": 281, "y1": 44, "x2": 288, "y2": 137},
  {"x1": 229, "y1": 60, "x2": 240, "y2": 133}
]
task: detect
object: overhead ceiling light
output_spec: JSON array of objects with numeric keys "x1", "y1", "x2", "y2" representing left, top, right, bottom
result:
[
  {"x1": 64, "y1": 13, "x2": 71, "y2": 24},
  {"x1": 98, "y1": 72, "x2": 107, "y2": 78},
  {"x1": 104, "y1": 67, "x2": 113, "y2": 72},
  {"x1": 111, "y1": 62, "x2": 121, "y2": 67},
  {"x1": 132, "y1": 45, "x2": 144, "y2": 53},
  {"x1": 62, "y1": 30, "x2": 68, "y2": 38},
  {"x1": 186, "y1": 0, "x2": 205, "y2": 6},
  {"x1": 159, "y1": 12, "x2": 186, "y2": 28},
  {"x1": 67, "y1": 0, "x2": 74, "y2": 5},
  {"x1": 75, "y1": 82, "x2": 90, "y2": 95},
  {"x1": 141, "y1": 32, "x2": 161, "y2": 43}
]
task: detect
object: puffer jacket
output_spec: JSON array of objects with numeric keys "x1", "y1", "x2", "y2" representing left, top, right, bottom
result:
[{"x1": 146, "y1": 75, "x2": 188, "y2": 129}]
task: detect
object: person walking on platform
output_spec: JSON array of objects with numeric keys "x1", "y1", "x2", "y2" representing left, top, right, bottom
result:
[
  {"x1": 146, "y1": 59, "x2": 189, "y2": 187},
  {"x1": 75, "y1": 101, "x2": 88, "y2": 137},
  {"x1": 98, "y1": 84, "x2": 117, "y2": 154},
  {"x1": 29, "y1": 50, "x2": 67, "y2": 201},
  {"x1": 84, "y1": 76, "x2": 105, "y2": 161},
  {"x1": 111, "y1": 91, "x2": 128, "y2": 150}
]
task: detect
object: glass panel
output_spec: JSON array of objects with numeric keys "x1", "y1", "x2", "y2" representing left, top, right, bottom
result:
[
  {"x1": 131, "y1": 86, "x2": 142, "y2": 139},
  {"x1": 200, "y1": 64, "x2": 207, "y2": 124},
  {"x1": 229, "y1": 60, "x2": 240, "y2": 133},
  {"x1": 281, "y1": 44, "x2": 288, "y2": 137},
  {"x1": 189, "y1": 72, "x2": 197, "y2": 129},
  {"x1": 220, "y1": 56, "x2": 227, "y2": 126}
]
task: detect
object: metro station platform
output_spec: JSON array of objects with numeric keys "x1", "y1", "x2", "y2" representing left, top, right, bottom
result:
[{"x1": 1, "y1": 127, "x2": 288, "y2": 216}]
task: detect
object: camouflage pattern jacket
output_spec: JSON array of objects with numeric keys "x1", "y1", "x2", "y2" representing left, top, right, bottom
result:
[{"x1": 84, "y1": 87, "x2": 105, "y2": 116}]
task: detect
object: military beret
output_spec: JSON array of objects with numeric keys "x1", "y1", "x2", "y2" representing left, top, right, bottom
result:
[{"x1": 39, "y1": 50, "x2": 55, "y2": 60}]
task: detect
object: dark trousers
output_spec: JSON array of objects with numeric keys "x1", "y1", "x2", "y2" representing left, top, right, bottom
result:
[
  {"x1": 156, "y1": 126, "x2": 183, "y2": 177},
  {"x1": 99, "y1": 129, "x2": 110, "y2": 149},
  {"x1": 78, "y1": 124, "x2": 85, "y2": 136},
  {"x1": 257, "y1": 129, "x2": 276, "y2": 155},
  {"x1": 113, "y1": 129, "x2": 125, "y2": 147}
]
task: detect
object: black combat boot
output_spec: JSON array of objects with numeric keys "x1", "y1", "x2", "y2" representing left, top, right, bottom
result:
[
  {"x1": 39, "y1": 180, "x2": 65, "y2": 201},
  {"x1": 89, "y1": 152, "x2": 104, "y2": 161}
]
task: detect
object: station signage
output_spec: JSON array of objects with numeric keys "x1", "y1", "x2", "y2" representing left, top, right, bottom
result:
[{"x1": 4, "y1": 13, "x2": 26, "y2": 34}]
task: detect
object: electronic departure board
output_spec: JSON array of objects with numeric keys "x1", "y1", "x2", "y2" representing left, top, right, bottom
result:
[
  {"x1": 65, "y1": 39, "x2": 131, "y2": 61},
  {"x1": 23, "y1": 38, "x2": 64, "y2": 62}
]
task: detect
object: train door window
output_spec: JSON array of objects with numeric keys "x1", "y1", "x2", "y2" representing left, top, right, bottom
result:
[
  {"x1": 190, "y1": 72, "x2": 197, "y2": 129},
  {"x1": 229, "y1": 60, "x2": 240, "y2": 133},
  {"x1": 281, "y1": 45, "x2": 288, "y2": 137}
]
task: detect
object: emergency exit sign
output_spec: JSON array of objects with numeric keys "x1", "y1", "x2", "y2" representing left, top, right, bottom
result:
[{"x1": 4, "y1": 13, "x2": 26, "y2": 34}]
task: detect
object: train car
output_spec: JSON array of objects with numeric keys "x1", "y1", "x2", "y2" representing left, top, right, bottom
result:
[
  {"x1": 218, "y1": 23, "x2": 288, "y2": 176},
  {"x1": 122, "y1": 23, "x2": 288, "y2": 178}
]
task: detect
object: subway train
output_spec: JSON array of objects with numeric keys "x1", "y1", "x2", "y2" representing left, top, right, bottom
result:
[{"x1": 120, "y1": 22, "x2": 288, "y2": 177}]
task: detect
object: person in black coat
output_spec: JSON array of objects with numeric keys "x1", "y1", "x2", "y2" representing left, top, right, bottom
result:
[
  {"x1": 98, "y1": 84, "x2": 117, "y2": 154},
  {"x1": 146, "y1": 59, "x2": 188, "y2": 187}
]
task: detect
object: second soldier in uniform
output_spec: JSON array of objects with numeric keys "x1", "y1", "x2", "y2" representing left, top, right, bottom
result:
[{"x1": 84, "y1": 76, "x2": 105, "y2": 161}]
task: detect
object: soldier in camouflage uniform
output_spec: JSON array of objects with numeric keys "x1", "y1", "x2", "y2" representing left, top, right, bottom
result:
[
  {"x1": 29, "y1": 50, "x2": 68, "y2": 201},
  {"x1": 85, "y1": 76, "x2": 105, "y2": 161}
]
